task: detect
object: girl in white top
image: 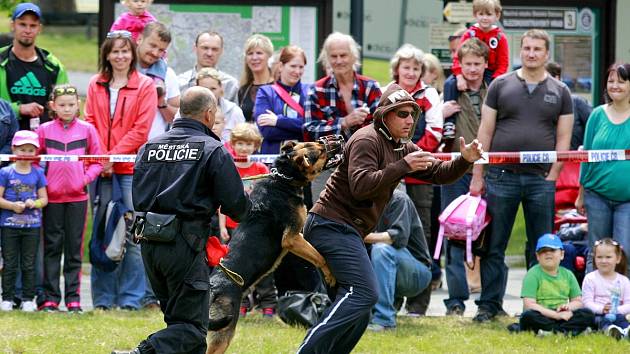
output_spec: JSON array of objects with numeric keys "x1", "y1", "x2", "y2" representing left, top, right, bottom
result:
[{"x1": 582, "y1": 238, "x2": 630, "y2": 338}]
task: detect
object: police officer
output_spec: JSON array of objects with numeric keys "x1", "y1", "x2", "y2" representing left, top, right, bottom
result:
[{"x1": 115, "y1": 86, "x2": 250, "y2": 354}]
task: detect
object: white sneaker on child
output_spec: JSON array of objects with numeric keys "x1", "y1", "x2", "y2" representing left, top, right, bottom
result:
[
  {"x1": 605, "y1": 325, "x2": 624, "y2": 340},
  {"x1": 20, "y1": 301, "x2": 37, "y2": 312},
  {"x1": 1, "y1": 300, "x2": 14, "y2": 311}
]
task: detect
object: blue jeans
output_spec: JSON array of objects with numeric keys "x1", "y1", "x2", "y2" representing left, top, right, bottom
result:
[
  {"x1": 91, "y1": 174, "x2": 146, "y2": 309},
  {"x1": 584, "y1": 189, "x2": 630, "y2": 275},
  {"x1": 477, "y1": 167, "x2": 555, "y2": 314},
  {"x1": 370, "y1": 243, "x2": 431, "y2": 327},
  {"x1": 440, "y1": 173, "x2": 472, "y2": 310},
  {"x1": 596, "y1": 314, "x2": 630, "y2": 330}
]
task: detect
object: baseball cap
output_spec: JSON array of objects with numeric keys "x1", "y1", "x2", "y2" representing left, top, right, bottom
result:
[
  {"x1": 12, "y1": 130, "x2": 40, "y2": 148},
  {"x1": 535, "y1": 233, "x2": 563, "y2": 252},
  {"x1": 12, "y1": 3, "x2": 42, "y2": 21}
]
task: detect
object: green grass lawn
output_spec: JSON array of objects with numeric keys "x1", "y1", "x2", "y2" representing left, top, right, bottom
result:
[
  {"x1": 363, "y1": 58, "x2": 392, "y2": 87},
  {"x1": 0, "y1": 311, "x2": 627, "y2": 353},
  {"x1": 36, "y1": 26, "x2": 98, "y2": 72}
]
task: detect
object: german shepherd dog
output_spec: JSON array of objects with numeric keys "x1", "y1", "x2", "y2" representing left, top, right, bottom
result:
[{"x1": 206, "y1": 137, "x2": 344, "y2": 354}]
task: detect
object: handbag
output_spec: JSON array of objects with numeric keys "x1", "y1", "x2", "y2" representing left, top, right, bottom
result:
[
  {"x1": 433, "y1": 193, "x2": 491, "y2": 267},
  {"x1": 277, "y1": 291, "x2": 331, "y2": 328},
  {"x1": 89, "y1": 175, "x2": 132, "y2": 272}
]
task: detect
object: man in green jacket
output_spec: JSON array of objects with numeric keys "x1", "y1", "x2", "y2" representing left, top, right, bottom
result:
[{"x1": 0, "y1": 3, "x2": 68, "y2": 131}]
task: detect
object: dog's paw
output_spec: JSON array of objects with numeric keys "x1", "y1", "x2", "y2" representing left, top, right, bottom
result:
[{"x1": 321, "y1": 265, "x2": 336, "y2": 287}]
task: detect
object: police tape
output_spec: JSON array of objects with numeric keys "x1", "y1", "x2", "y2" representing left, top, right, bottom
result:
[{"x1": 1, "y1": 149, "x2": 628, "y2": 164}]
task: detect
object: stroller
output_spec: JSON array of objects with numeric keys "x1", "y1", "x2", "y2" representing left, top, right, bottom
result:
[{"x1": 554, "y1": 161, "x2": 588, "y2": 285}]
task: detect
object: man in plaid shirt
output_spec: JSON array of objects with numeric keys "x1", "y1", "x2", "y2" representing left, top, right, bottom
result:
[{"x1": 304, "y1": 32, "x2": 381, "y2": 141}]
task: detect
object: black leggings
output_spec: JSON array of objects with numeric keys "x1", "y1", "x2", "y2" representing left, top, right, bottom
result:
[
  {"x1": 520, "y1": 308, "x2": 595, "y2": 334},
  {"x1": 1, "y1": 227, "x2": 40, "y2": 300}
]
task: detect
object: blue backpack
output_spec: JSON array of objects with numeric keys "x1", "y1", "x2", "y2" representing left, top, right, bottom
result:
[{"x1": 89, "y1": 175, "x2": 132, "y2": 272}]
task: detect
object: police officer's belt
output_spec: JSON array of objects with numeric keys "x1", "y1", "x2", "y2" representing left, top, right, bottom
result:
[{"x1": 140, "y1": 213, "x2": 179, "y2": 242}]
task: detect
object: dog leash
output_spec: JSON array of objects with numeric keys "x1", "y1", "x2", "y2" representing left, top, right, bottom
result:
[
  {"x1": 241, "y1": 168, "x2": 293, "y2": 181},
  {"x1": 217, "y1": 258, "x2": 245, "y2": 287},
  {"x1": 241, "y1": 173, "x2": 270, "y2": 181}
]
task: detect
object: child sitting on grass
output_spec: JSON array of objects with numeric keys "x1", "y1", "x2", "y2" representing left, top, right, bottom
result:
[
  {"x1": 582, "y1": 238, "x2": 630, "y2": 339},
  {"x1": 0, "y1": 130, "x2": 48, "y2": 312},
  {"x1": 517, "y1": 233, "x2": 595, "y2": 335}
]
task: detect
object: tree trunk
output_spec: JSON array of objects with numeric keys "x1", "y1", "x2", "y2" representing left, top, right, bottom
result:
[{"x1": 39, "y1": 0, "x2": 76, "y2": 13}]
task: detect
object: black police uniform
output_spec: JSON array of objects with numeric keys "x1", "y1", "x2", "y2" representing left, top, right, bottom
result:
[{"x1": 132, "y1": 118, "x2": 250, "y2": 354}]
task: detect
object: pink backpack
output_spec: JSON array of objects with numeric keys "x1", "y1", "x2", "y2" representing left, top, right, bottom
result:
[{"x1": 433, "y1": 193, "x2": 491, "y2": 265}]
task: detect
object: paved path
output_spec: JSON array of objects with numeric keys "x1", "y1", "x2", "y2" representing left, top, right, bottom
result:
[
  {"x1": 68, "y1": 71, "x2": 92, "y2": 96},
  {"x1": 424, "y1": 268, "x2": 525, "y2": 317},
  {"x1": 2, "y1": 263, "x2": 525, "y2": 314},
  {"x1": 74, "y1": 265, "x2": 526, "y2": 315}
]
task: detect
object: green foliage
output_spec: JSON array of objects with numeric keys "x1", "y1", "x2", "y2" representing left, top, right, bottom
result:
[
  {"x1": 0, "y1": 0, "x2": 21, "y2": 13},
  {"x1": 0, "y1": 311, "x2": 627, "y2": 353}
]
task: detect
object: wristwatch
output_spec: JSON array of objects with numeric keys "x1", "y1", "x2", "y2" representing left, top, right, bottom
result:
[{"x1": 158, "y1": 104, "x2": 168, "y2": 109}]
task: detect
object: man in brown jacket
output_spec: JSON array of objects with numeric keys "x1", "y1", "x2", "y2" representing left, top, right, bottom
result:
[{"x1": 296, "y1": 83, "x2": 483, "y2": 354}]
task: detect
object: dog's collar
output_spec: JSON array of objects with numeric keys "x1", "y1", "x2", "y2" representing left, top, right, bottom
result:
[
  {"x1": 270, "y1": 167, "x2": 293, "y2": 181},
  {"x1": 271, "y1": 167, "x2": 311, "y2": 188}
]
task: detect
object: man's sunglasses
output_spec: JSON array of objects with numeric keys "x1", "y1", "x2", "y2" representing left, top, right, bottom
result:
[
  {"x1": 106, "y1": 30, "x2": 132, "y2": 39},
  {"x1": 395, "y1": 110, "x2": 414, "y2": 119},
  {"x1": 53, "y1": 86, "x2": 77, "y2": 96}
]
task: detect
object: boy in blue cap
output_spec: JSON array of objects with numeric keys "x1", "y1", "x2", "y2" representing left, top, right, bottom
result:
[{"x1": 518, "y1": 233, "x2": 595, "y2": 335}]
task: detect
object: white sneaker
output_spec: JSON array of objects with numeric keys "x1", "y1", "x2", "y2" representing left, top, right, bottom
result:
[
  {"x1": 20, "y1": 300, "x2": 37, "y2": 312},
  {"x1": 0, "y1": 300, "x2": 14, "y2": 311},
  {"x1": 605, "y1": 325, "x2": 624, "y2": 340}
]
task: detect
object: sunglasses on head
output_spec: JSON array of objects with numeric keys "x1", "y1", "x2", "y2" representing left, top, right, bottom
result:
[
  {"x1": 196, "y1": 72, "x2": 221, "y2": 83},
  {"x1": 395, "y1": 110, "x2": 414, "y2": 119},
  {"x1": 618, "y1": 65, "x2": 629, "y2": 81},
  {"x1": 594, "y1": 239, "x2": 619, "y2": 247},
  {"x1": 53, "y1": 86, "x2": 77, "y2": 96},
  {"x1": 106, "y1": 30, "x2": 132, "y2": 39}
]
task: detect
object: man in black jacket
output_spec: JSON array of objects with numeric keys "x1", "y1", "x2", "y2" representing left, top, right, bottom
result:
[
  {"x1": 118, "y1": 86, "x2": 250, "y2": 354},
  {"x1": 365, "y1": 189, "x2": 432, "y2": 331}
]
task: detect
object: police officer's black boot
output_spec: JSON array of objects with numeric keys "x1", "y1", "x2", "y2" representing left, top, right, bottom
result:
[{"x1": 111, "y1": 340, "x2": 155, "y2": 354}]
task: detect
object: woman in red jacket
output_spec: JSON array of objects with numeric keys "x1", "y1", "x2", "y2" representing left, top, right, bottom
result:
[{"x1": 84, "y1": 30, "x2": 157, "y2": 311}]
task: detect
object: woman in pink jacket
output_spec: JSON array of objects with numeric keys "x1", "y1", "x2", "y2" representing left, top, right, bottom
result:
[
  {"x1": 84, "y1": 30, "x2": 157, "y2": 310},
  {"x1": 37, "y1": 84, "x2": 103, "y2": 312}
]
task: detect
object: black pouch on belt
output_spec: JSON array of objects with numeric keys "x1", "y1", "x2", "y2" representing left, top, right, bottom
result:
[{"x1": 142, "y1": 212, "x2": 180, "y2": 242}]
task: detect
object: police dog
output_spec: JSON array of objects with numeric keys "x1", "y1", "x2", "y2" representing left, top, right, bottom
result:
[{"x1": 206, "y1": 138, "x2": 343, "y2": 354}]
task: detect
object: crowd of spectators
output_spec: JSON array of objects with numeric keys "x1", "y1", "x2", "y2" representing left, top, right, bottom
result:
[{"x1": 1, "y1": 0, "x2": 630, "y2": 345}]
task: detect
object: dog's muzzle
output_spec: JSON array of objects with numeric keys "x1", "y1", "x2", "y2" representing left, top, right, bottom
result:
[{"x1": 318, "y1": 135, "x2": 345, "y2": 170}]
